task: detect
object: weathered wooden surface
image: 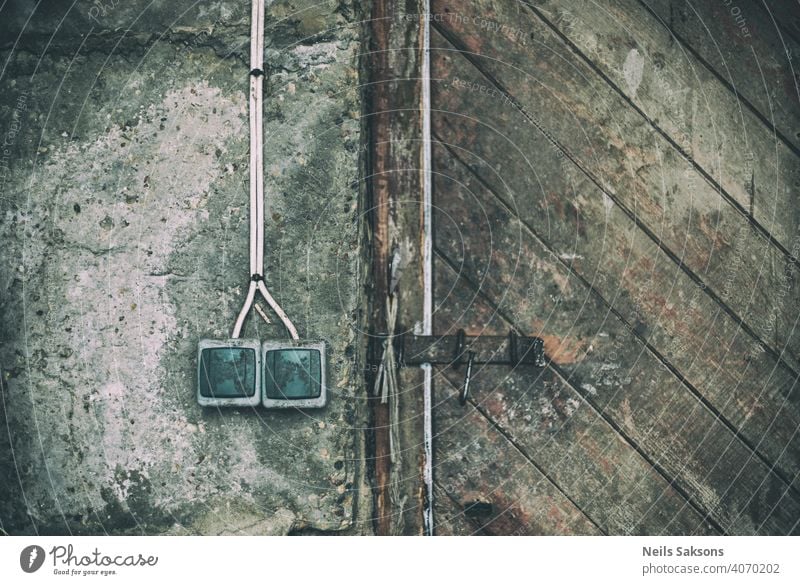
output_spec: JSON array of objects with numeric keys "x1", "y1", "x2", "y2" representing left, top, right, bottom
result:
[
  {"x1": 366, "y1": 0, "x2": 426, "y2": 535},
  {"x1": 432, "y1": 368, "x2": 602, "y2": 535},
  {"x1": 431, "y1": 0, "x2": 800, "y2": 375},
  {"x1": 641, "y1": 0, "x2": 800, "y2": 154},
  {"x1": 430, "y1": 139, "x2": 800, "y2": 534},
  {"x1": 432, "y1": 483, "x2": 482, "y2": 535},
  {"x1": 433, "y1": 263, "x2": 717, "y2": 535},
  {"x1": 364, "y1": 0, "x2": 800, "y2": 536},
  {"x1": 756, "y1": 0, "x2": 800, "y2": 44},
  {"x1": 429, "y1": 25, "x2": 800, "y2": 499},
  {"x1": 522, "y1": 0, "x2": 799, "y2": 244}
]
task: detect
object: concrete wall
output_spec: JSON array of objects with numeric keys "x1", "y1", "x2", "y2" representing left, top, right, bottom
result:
[{"x1": 0, "y1": 0, "x2": 370, "y2": 535}]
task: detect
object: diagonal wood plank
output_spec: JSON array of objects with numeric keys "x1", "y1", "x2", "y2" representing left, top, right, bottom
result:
[
  {"x1": 520, "y1": 0, "x2": 800, "y2": 236},
  {"x1": 640, "y1": 0, "x2": 800, "y2": 154},
  {"x1": 431, "y1": 0, "x2": 800, "y2": 378},
  {"x1": 431, "y1": 139, "x2": 800, "y2": 534},
  {"x1": 429, "y1": 30, "x2": 800, "y2": 493},
  {"x1": 432, "y1": 483, "x2": 484, "y2": 535},
  {"x1": 757, "y1": 0, "x2": 800, "y2": 45},
  {"x1": 433, "y1": 368, "x2": 603, "y2": 535},
  {"x1": 433, "y1": 258, "x2": 717, "y2": 535}
]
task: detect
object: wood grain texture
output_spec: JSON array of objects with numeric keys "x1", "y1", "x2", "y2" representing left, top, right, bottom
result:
[
  {"x1": 429, "y1": 26, "x2": 800, "y2": 497},
  {"x1": 434, "y1": 258, "x2": 717, "y2": 535},
  {"x1": 755, "y1": 0, "x2": 800, "y2": 45},
  {"x1": 431, "y1": 141, "x2": 800, "y2": 534},
  {"x1": 366, "y1": 0, "x2": 425, "y2": 535},
  {"x1": 522, "y1": 0, "x2": 800, "y2": 241},
  {"x1": 431, "y1": 0, "x2": 800, "y2": 376},
  {"x1": 433, "y1": 369, "x2": 603, "y2": 535},
  {"x1": 641, "y1": 0, "x2": 800, "y2": 153},
  {"x1": 432, "y1": 482, "x2": 483, "y2": 535}
]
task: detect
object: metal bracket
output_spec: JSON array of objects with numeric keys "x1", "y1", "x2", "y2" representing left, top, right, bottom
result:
[{"x1": 396, "y1": 329, "x2": 546, "y2": 367}]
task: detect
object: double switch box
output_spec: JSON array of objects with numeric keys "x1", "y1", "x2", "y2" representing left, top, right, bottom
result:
[{"x1": 197, "y1": 339, "x2": 327, "y2": 408}]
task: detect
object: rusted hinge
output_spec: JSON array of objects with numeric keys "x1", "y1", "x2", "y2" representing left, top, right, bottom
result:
[{"x1": 396, "y1": 329, "x2": 546, "y2": 367}]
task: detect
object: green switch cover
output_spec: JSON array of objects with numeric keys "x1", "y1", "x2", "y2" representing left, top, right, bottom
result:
[
  {"x1": 262, "y1": 341, "x2": 327, "y2": 408},
  {"x1": 197, "y1": 339, "x2": 262, "y2": 407}
]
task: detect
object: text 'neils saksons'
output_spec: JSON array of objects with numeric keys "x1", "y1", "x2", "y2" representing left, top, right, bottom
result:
[{"x1": 643, "y1": 546, "x2": 724, "y2": 557}]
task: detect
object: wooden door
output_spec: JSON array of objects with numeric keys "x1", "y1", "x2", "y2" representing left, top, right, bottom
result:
[{"x1": 368, "y1": 0, "x2": 800, "y2": 535}]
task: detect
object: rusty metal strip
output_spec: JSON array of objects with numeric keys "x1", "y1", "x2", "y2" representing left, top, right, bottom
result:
[{"x1": 399, "y1": 333, "x2": 545, "y2": 366}]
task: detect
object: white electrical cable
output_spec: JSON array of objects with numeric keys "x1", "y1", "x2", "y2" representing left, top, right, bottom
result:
[
  {"x1": 232, "y1": 281, "x2": 257, "y2": 339},
  {"x1": 255, "y1": 0, "x2": 265, "y2": 274},
  {"x1": 421, "y1": 0, "x2": 434, "y2": 537},
  {"x1": 257, "y1": 280, "x2": 299, "y2": 340},
  {"x1": 248, "y1": 0, "x2": 260, "y2": 278},
  {"x1": 232, "y1": 0, "x2": 299, "y2": 341}
]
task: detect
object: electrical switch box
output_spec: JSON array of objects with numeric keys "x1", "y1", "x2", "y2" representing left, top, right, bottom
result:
[
  {"x1": 197, "y1": 339, "x2": 262, "y2": 407},
  {"x1": 262, "y1": 341, "x2": 327, "y2": 409}
]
